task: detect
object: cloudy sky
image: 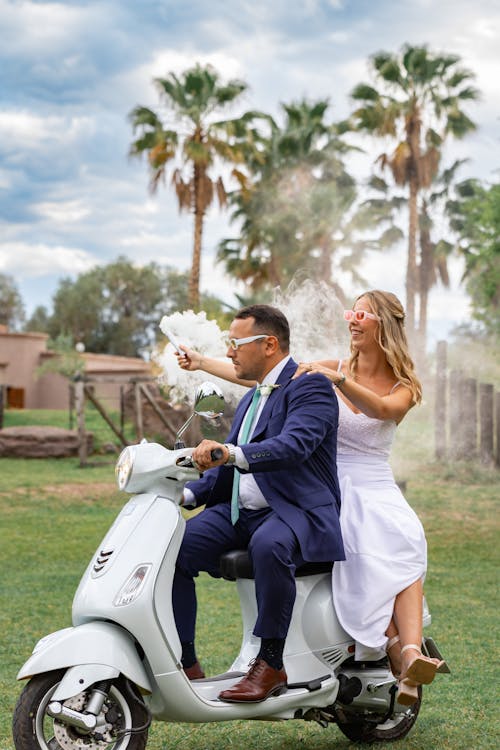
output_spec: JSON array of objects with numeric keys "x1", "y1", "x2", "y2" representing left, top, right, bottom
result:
[{"x1": 1, "y1": 0, "x2": 499, "y2": 345}]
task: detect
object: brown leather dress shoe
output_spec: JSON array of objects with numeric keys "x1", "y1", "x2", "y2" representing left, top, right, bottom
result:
[
  {"x1": 218, "y1": 658, "x2": 287, "y2": 702},
  {"x1": 183, "y1": 661, "x2": 205, "y2": 680}
]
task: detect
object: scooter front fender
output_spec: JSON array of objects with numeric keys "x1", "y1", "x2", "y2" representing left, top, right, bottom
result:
[{"x1": 17, "y1": 621, "x2": 152, "y2": 697}]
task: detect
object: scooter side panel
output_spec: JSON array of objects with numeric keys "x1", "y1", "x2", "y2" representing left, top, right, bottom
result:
[
  {"x1": 72, "y1": 493, "x2": 185, "y2": 678},
  {"x1": 72, "y1": 492, "x2": 168, "y2": 613},
  {"x1": 16, "y1": 621, "x2": 151, "y2": 693},
  {"x1": 230, "y1": 574, "x2": 352, "y2": 681}
]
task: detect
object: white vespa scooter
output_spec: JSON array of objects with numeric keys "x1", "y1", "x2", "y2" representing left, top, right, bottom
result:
[{"x1": 13, "y1": 383, "x2": 448, "y2": 749}]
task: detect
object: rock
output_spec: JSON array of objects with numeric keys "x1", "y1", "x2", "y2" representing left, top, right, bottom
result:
[{"x1": 0, "y1": 426, "x2": 93, "y2": 458}]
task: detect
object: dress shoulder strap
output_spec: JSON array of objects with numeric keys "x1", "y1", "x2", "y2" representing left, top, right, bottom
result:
[
  {"x1": 389, "y1": 381, "x2": 401, "y2": 394},
  {"x1": 337, "y1": 359, "x2": 343, "y2": 372}
]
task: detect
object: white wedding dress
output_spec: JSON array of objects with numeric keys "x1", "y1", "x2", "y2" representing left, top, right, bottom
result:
[{"x1": 332, "y1": 391, "x2": 427, "y2": 660}]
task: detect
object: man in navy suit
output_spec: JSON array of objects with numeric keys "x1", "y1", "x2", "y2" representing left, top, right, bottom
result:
[{"x1": 173, "y1": 304, "x2": 344, "y2": 701}]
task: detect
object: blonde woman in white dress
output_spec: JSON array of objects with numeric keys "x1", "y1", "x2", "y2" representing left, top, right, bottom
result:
[{"x1": 174, "y1": 290, "x2": 443, "y2": 704}]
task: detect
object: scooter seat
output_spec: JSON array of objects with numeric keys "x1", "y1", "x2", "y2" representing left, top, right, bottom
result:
[{"x1": 219, "y1": 549, "x2": 333, "y2": 581}]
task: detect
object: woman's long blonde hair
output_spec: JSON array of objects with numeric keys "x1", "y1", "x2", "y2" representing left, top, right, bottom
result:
[{"x1": 348, "y1": 290, "x2": 422, "y2": 404}]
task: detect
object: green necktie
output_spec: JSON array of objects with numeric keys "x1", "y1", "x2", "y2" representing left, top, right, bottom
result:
[{"x1": 231, "y1": 387, "x2": 262, "y2": 525}]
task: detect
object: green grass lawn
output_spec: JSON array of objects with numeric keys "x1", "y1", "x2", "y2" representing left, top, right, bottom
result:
[{"x1": 1, "y1": 401, "x2": 499, "y2": 749}]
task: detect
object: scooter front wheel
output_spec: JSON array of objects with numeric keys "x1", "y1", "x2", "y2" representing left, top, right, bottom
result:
[
  {"x1": 336, "y1": 687, "x2": 421, "y2": 743},
  {"x1": 12, "y1": 669, "x2": 149, "y2": 750}
]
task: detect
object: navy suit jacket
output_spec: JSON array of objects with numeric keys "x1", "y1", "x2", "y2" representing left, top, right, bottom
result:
[{"x1": 187, "y1": 357, "x2": 345, "y2": 563}]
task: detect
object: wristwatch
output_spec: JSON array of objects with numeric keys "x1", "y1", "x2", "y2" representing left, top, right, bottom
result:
[{"x1": 224, "y1": 443, "x2": 237, "y2": 464}]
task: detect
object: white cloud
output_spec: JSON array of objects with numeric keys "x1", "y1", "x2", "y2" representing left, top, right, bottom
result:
[
  {"x1": 0, "y1": 242, "x2": 98, "y2": 278},
  {"x1": 34, "y1": 199, "x2": 91, "y2": 224},
  {"x1": 0, "y1": 0, "x2": 102, "y2": 56},
  {"x1": 150, "y1": 48, "x2": 245, "y2": 81},
  {"x1": 0, "y1": 111, "x2": 96, "y2": 153}
]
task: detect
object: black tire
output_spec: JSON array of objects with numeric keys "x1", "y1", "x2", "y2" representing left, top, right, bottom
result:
[
  {"x1": 12, "y1": 669, "x2": 149, "y2": 750},
  {"x1": 336, "y1": 687, "x2": 422, "y2": 743}
]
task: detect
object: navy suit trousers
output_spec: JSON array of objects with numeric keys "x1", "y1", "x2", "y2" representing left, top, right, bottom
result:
[{"x1": 173, "y1": 503, "x2": 306, "y2": 642}]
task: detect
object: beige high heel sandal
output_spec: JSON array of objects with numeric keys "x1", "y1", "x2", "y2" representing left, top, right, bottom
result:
[
  {"x1": 396, "y1": 643, "x2": 445, "y2": 706},
  {"x1": 402, "y1": 643, "x2": 445, "y2": 684}
]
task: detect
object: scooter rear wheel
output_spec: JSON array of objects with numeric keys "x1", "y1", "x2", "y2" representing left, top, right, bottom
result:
[
  {"x1": 336, "y1": 687, "x2": 421, "y2": 743},
  {"x1": 12, "y1": 669, "x2": 149, "y2": 750}
]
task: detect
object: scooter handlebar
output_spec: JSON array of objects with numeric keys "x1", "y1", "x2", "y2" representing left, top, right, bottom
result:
[{"x1": 176, "y1": 447, "x2": 224, "y2": 469}]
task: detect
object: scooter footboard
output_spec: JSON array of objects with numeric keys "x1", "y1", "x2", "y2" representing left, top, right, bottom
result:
[{"x1": 17, "y1": 621, "x2": 152, "y2": 697}]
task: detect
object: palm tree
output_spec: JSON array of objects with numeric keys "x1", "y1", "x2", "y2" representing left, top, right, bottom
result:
[
  {"x1": 129, "y1": 63, "x2": 254, "y2": 309},
  {"x1": 416, "y1": 159, "x2": 469, "y2": 345},
  {"x1": 351, "y1": 44, "x2": 479, "y2": 342},
  {"x1": 217, "y1": 99, "x2": 358, "y2": 299},
  {"x1": 355, "y1": 165, "x2": 462, "y2": 356}
]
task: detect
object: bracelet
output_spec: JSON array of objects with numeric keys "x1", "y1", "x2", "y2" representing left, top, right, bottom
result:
[{"x1": 336, "y1": 373, "x2": 346, "y2": 389}]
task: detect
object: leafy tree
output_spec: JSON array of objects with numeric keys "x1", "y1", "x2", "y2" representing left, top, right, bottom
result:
[
  {"x1": 24, "y1": 304, "x2": 51, "y2": 333},
  {"x1": 447, "y1": 179, "x2": 500, "y2": 336},
  {"x1": 129, "y1": 63, "x2": 256, "y2": 309},
  {"x1": 0, "y1": 273, "x2": 25, "y2": 329},
  {"x1": 351, "y1": 43, "x2": 479, "y2": 340},
  {"x1": 48, "y1": 258, "x2": 189, "y2": 356},
  {"x1": 46, "y1": 259, "x2": 232, "y2": 356},
  {"x1": 217, "y1": 99, "x2": 359, "y2": 301}
]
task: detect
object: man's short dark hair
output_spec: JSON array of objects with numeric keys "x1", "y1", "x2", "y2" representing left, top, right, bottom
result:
[{"x1": 234, "y1": 304, "x2": 290, "y2": 352}]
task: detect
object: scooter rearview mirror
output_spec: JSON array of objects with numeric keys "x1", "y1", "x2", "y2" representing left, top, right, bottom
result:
[
  {"x1": 193, "y1": 381, "x2": 225, "y2": 420},
  {"x1": 174, "y1": 381, "x2": 225, "y2": 449}
]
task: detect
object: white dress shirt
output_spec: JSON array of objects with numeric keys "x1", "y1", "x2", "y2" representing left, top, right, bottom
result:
[{"x1": 235, "y1": 355, "x2": 290, "y2": 510}]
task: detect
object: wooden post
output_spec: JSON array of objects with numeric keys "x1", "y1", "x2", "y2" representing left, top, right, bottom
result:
[
  {"x1": 435, "y1": 340, "x2": 447, "y2": 460},
  {"x1": 463, "y1": 378, "x2": 478, "y2": 458},
  {"x1": 120, "y1": 385, "x2": 125, "y2": 435},
  {"x1": 74, "y1": 378, "x2": 87, "y2": 467},
  {"x1": 479, "y1": 383, "x2": 494, "y2": 464},
  {"x1": 0, "y1": 385, "x2": 4, "y2": 429},
  {"x1": 68, "y1": 383, "x2": 75, "y2": 430},
  {"x1": 496, "y1": 392, "x2": 500, "y2": 469},
  {"x1": 449, "y1": 370, "x2": 464, "y2": 460},
  {"x1": 134, "y1": 382, "x2": 143, "y2": 442},
  {"x1": 84, "y1": 386, "x2": 129, "y2": 447}
]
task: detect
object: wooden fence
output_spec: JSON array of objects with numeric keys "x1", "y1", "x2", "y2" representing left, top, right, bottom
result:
[
  {"x1": 72, "y1": 375, "x2": 229, "y2": 467},
  {"x1": 435, "y1": 340, "x2": 500, "y2": 466}
]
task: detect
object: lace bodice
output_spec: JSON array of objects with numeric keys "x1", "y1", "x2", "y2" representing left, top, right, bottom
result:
[{"x1": 336, "y1": 393, "x2": 396, "y2": 459}]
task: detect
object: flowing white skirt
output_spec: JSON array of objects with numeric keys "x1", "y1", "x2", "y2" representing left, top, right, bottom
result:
[{"x1": 332, "y1": 455, "x2": 427, "y2": 660}]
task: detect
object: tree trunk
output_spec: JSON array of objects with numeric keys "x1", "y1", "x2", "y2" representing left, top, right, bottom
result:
[
  {"x1": 189, "y1": 163, "x2": 204, "y2": 310},
  {"x1": 406, "y1": 111, "x2": 421, "y2": 348},
  {"x1": 268, "y1": 251, "x2": 282, "y2": 288},
  {"x1": 318, "y1": 235, "x2": 332, "y2": 283},
  {"x1": 416, "y1": 205, "x2": 434, "y2": 367},
  {"x1": 406, "y1": 177, "x2": 418, "y2": 343}
]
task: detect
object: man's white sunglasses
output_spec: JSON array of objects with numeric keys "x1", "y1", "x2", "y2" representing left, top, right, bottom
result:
[
  {"x1": 344, "y1": 310, "x2": 379, "y2": 323},
  {"x1": 225, "y1": 334, "x2": 269, "y2": 350}
]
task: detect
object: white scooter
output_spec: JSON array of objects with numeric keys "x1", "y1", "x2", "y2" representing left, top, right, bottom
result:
[{"x1": 13, "y1": 383, "x2": 448, "y2": 749}]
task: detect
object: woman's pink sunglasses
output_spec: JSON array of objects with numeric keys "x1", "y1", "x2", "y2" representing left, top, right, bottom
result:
[{"x1": 344, "y1": 310, "x2": 379, "y2": 322}]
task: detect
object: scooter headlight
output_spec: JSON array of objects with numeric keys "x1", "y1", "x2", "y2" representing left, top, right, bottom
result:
[{"x1": 115, "y1": 446, "x2": 136, "y2": 490}]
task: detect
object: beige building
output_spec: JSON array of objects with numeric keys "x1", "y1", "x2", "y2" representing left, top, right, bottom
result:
[{"x1": 0, "y1": 325, "x2": 152, "y2": 410}]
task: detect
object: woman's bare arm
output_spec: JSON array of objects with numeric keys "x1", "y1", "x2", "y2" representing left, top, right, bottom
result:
[{"x1": 294, "y1": 359, "x2": 413, "y2": 423}]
